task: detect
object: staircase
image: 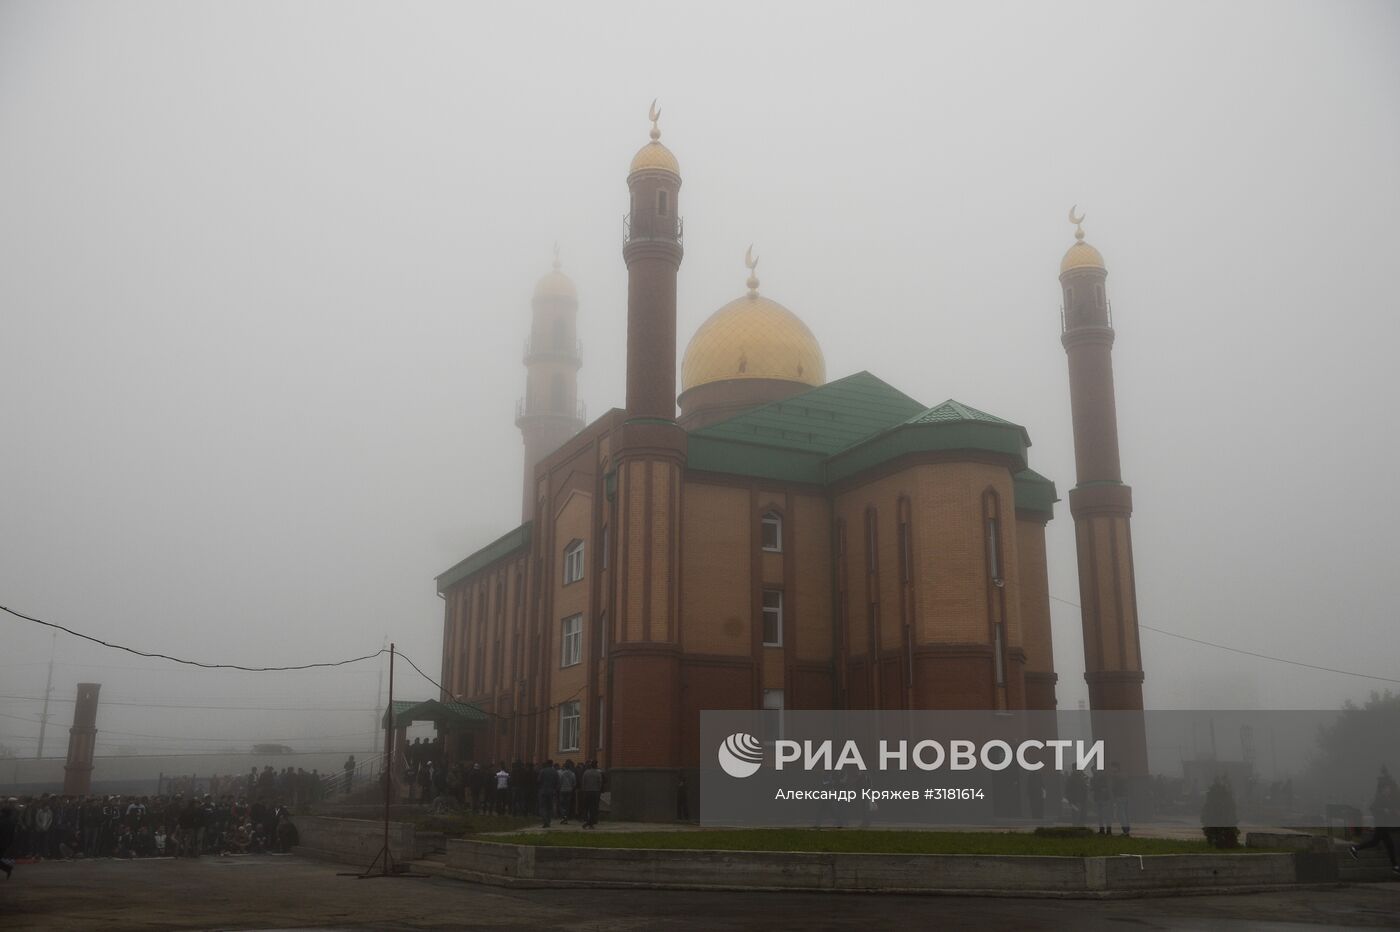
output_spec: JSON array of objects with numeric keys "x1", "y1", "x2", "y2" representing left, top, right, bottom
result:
[{"x1": 1336, "y1": 838, "x2": 1398, "y2": 883}]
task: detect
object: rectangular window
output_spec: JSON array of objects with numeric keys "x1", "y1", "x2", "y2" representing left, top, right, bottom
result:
[
  {"x1": 597, "y1": 697, "x2": 605, "y2": 750},
  {"x1": 760, "y1": 513, "x2": 782, "y2": 552},
  {"x1": 657, "y1": 189, "x2": 669, "y2": 217},
  {"x1": 559, "y1": 700, "x2": 580, "y2": 752},
  {"x1": 761, "y1": 688, "x2": 784, "y2": 744},
  {"x1": 598, "y1": 612, "x2": 607, "y2": 659},
  {"x1": 762, "y1": 589, "x2": 783, "y2": 646},
  {"x1": 561, "y1": 614, "x2": 583, "y2": 667},
  {"x1": 563, "y1": 541, "x2": 585, "y2": 585},
  {"x1": 601, "y1": 524, "x2": 609, "y2": 569}
]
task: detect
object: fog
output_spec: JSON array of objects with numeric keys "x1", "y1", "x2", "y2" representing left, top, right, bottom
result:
[{"x1": 2, "y1": 1, "x2": 1397, "y2": 759}]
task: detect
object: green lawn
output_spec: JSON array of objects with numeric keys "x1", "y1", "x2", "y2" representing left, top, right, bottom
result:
[{"x1": 482, "y1": 828, "x2": 1256, "y2": 857}]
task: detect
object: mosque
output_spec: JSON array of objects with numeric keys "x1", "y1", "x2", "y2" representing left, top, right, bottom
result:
[{"x1": 432, "y1": 106, "x2": 1146, "y2": 819}]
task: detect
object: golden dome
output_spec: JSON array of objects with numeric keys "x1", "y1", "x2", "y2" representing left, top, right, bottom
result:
[
  {"x1": 629, "y1": 140, "x2": 680, "y2": 177},
  {"x1": 682, "y1": 251, "x2": 824, "y2": 393},
  {"x1": 534, "y1": 249, "x2": 576, "y2": 300},
  {"x1": 629, "y1": 99, "x2": 680, "y2": 177},
  {"x1": 1060, "y1": 240, "x2": 1105, "y2": 274},
  {"x1": 1060, "y1": 205, "x2": 1105, "y2": 274}
]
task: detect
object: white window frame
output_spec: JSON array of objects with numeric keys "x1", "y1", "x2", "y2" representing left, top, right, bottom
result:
[
  {"x1": 563, "y1": 540, "x2": 585, "y2": 585},
  {"x1": 761, "y1": 688, "x2": 785, "y2": 744},
  {"x1": 561, "y1": 614, "x2": 583, "y2": 668},
  {"x1": 559, "y1": 700, "x2": 580, "y2": 752},
  {"x1": 760, "y1": 512, "x2": 782, "y2": 553},
  {"x1": 761, "y1": 589, "x2": 783, "y2": 647}
]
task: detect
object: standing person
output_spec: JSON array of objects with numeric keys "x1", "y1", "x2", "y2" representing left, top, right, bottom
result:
[
  {"x1": 1, "y1": 797, "x2": 17, "y2": 879},
  {"x1": 494, "y1": 762, "x2": 510, "y2": 816},
  {"x1": 33, "y1": 797, "x2": 54, "y2": 859},
  {"x1": 1109, "y1": 761, "x2": 1131, "y2": 837},
  {"x1": 580, "y1": 761, "x2": 602, "y2": 829},
  {"x1": 536, "y1": 760, "x2": 559, "y2": 828},
  {"x1": 468, "y1": 763, "x2": 484, "y2": 814},
  {"x1": 1351, "y1": 782, "x2": 1400, "y2": 876},
  {"x1": 342, "y1": 755, "x2": 356, "y2": 796},
  {"x1": 1090, "y1": 766, "x2": 1112, "y2": 835},
  {"x1": 676, "y1": 774, "x2": 691, "y2": 821},
  {"x1": 1066, "y1": 768, "x2": 1088, "y2": 827},
  {"x1": 557, "y1": 761, "x2": 577, "y2": 825}
]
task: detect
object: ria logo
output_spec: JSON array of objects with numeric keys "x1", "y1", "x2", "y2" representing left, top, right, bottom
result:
[{"x1": 717, "y1": 732, "x2": 764, "y2": 778}]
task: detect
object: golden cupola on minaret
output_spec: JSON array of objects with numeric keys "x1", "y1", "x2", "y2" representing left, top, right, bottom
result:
[{"x1": 677, "y1": 247, "x2": 826, "y2": 430}]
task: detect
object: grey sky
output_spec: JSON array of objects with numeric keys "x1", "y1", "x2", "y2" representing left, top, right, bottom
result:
[{"x1": 2, "y1": 0, "x2": 1397, "y2": 757}]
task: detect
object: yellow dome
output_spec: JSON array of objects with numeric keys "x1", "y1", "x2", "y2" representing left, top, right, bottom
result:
[
  {"x1": 533, "y1": 268, "x2": 576, "y2": 300},
  {"x1": 682, "y1": 293, "x2": 825, "y2": 393},
  {"x1": 629, "y1": 140, "x2": 680, "y2": 177},
  {"x1": 1060, "y1": 240, "x2": 1105, "y2": 274}
]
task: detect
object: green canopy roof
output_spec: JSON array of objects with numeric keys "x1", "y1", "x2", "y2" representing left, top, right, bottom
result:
[{"x1": 383, "y1": 698, "x2": 487, "y2": 729}]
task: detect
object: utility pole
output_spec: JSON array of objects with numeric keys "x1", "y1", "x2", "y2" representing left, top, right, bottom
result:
[
  {"x1": 372, "y1": 636, "x2": 386, "y2": 755},
  {"x1": 36, "y1": 632, "x2": 56, "y2": 759}
]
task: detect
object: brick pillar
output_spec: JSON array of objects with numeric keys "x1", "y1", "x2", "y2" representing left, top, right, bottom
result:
[{"x1": 62, "y1": 683, "x2": 100, "y2": 795}]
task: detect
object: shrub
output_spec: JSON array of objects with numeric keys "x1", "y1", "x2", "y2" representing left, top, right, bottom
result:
[{"x1": 1201, "y1": 777, "x2": 1240, "y2": 849}]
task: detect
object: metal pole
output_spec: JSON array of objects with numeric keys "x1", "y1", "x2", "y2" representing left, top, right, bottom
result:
[
  {"x1": 36, "y1": 633, "x2": 55, "y2": 758},
  {"x1": 382, "y1": 642, "x2": 395, "y2": 875}
]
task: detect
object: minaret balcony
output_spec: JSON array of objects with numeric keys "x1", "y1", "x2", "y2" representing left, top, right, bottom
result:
[
  {"x1": 516, "y1": 397, "x2": 587, "y2": 427},
  {"x1": 523, "y1": 336, "x2": 583, "y2": 366},
  {"x1": 1060, "y1": 300, "x2": 1114, "y2": 334},
  {"x1": 623, "y1": 208, "x2": 684, "y2": 247}
]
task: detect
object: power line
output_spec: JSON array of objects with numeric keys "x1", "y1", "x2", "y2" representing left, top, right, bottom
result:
[
  {"x1": 0, "y1": 694, "x2": 376, "y2": 713},
  {"x1": 1049, "y1": 595, "x2": 1400, "y2": 685},
  {"x1": 0, "y1": 603, "x2": 386, "y2": 672}
]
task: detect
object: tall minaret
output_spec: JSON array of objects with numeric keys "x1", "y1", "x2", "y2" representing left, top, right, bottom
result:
[
  {"x1": 516, "y1": 247, "x2": 584, "y2": 521},
  {"x1": 1059, "y1": 207, "x2": 1146, "y2": 714},
  {"x1": 607, "y1": 101, "x2": 687, "y2": 820}
]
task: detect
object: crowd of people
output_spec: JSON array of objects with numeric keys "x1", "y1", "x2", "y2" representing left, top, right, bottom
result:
[
  {"x1": 0, "y1": 784, "x2": 304, "y2": 878},
  {"x1": 455, "y1": 758, "x2": 605, "y2": 829}
]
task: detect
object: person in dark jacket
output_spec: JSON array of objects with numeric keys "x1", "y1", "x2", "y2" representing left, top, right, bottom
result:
[
  {"x1": 1, "y1": 797, "x2": 18, "y2": 879},
  {"x1": 537, "y1": 761, "x2": 559, "y2": 828}
]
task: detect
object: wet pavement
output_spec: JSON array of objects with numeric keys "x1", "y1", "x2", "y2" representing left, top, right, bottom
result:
[{"x1": 1, "y1": 853, "x2": 1397, "y2": 930}]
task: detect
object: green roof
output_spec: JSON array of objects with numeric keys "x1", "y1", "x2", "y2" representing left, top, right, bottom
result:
[
  {"x1": 689, "y1": 373, "x2": 1040, "y2": 490},
  {"x1": 1013, "y1": 468, "x2": 1059, "y2": 517},
  {"x1": 693, "y1": 371, "x2": 927, "y2": 456},
  {"x1": 435, "y1": 522, "x2": 532, "y2": 593},
  {"x1": 384, "y1": 698, "x2": 487, "y2": 729}
]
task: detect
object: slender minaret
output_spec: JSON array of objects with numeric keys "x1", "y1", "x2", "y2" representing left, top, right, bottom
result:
[
  {"x1": 607, "y1": 101, "x2": 687, "y2": 819},
  {"x1": 62, "y1": 683, "x2": 100, "y2": 795},
  {"x1": 516, "y1": 246, "x2": 584, "y2": 520},
  {"x1": 1059, "y1": 207, "x2": 1146, "y2": 715}
]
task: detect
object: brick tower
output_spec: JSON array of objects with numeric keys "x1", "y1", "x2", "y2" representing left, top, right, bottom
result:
[
  {"x1": 607, "y1": 101, "x2": 687, "y2": 819},
  {"x1": 62, "y1": 682, "x2": 100, "y2": 795},
  {"x1": 1059, "y1": 208, "x2": 1146, "y2": 715},
  {"x1": 516, "y1": 247, "x2": 584, "y2": 520}
]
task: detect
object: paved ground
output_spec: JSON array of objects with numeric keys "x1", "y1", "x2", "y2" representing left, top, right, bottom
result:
[{"x1": 2, "y1": 855, "x2": 1398, "y2": 931}]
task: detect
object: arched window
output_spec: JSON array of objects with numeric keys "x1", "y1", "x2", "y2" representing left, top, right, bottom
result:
[
  {"x1": 552, "y1": 317, "x2": 568, "y2": 352},
  {"x1": 760, "y1": 511, "x2": 782, "y2": 552},
  {"x1": 657, "y1": 189, "x2": 669, "y2": 217}
]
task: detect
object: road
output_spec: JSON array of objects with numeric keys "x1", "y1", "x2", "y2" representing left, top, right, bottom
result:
[{"x1": 1, "y1": 855, "x2": 1397, "y2": 930}]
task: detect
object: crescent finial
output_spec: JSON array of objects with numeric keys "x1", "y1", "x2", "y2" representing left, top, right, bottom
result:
[
  {"x1": 1069, "y1": 205, "x2": 1086, "y2": 241},
  {"x1": 745, "y1": 245, "x2": 760, "y2": 296},
  {"x1": 648, "y1": 99, "x2": 661, "y2": 141}
]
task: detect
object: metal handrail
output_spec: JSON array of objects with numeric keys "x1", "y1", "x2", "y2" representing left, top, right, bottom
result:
[
  {"x1": 516, "y1": 397, "x2": 587, "y2": 422},
  {"x1": 523, "y1": 336, "x2": 583, "y2": 360},
  {"x1": 623, "y1": 207, "x2": 683, "y2": 246}
]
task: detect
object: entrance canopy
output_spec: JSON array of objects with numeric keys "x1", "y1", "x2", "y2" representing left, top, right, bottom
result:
[{"x1": 383, "y1": 698, "x2": 487, "y2": 730}]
